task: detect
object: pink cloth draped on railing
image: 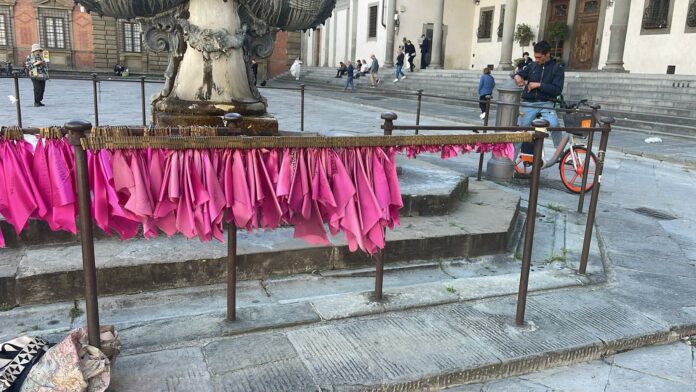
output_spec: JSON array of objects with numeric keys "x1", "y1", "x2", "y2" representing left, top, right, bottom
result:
[{"x1": 0, "y1": 136, "x2": 515, "y2": 254}]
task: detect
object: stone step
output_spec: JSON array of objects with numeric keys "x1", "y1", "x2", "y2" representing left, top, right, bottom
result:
[{"x1": 0, "y1": 179, "x2": 520, "y2": 306}]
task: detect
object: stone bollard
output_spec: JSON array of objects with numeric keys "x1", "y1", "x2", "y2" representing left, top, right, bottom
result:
[{"x1": 487, "y1": 75, "x2": 523, "y2": 181}]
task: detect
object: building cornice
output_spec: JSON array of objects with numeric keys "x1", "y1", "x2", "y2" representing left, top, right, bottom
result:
[{"x1": 32, "y1": 0, "x2": 75, "y2": 9}]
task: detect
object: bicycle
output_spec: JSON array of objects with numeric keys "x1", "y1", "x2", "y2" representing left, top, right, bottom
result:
[{"x1": 515, "y1": 98, "x2": 597, "y2": 194}]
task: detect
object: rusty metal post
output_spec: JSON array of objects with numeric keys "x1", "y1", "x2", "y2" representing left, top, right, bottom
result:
[
  {"x1": 227, "y1": 221, "x2": 238, "y2": 321},
  {"x1": 300, "y1": 84, "x2": 305, "y2": 132},
  {"x1": 415, "y1": 89, "x2": 423, "y2": 134},
  {"x1": 579, "y1": 117, "x2": 613, "y2": 275},
  {"x1": 381, "y1": 112, "x2": 397, "y2": 136},
  {"x1": 12, "y1": 71, "x2": 21, "y2": 127},
  {"x1": 223, "y1": 113, "x2": 243, "y2": 132},
  {"x1": 66, "y1": 119, "x2": 100, "y2": 348},
  {"x1": 140, "y1": 76, "x2": 147, "y2": 126},
  {"x1": 477, "y1": 95, "x2": 492, "y2": 181},
  {"x1": 577, "y1": 104, "x2": 600, "y2": 213},
  {"x1": 374, "y1": 251, "x2": 384, "y2": 301},
  {"x1": 91, "y1": 73, "x2": 99, "y2": 127},
  {"x1": 516, "y1": 119, "x2": 548, "y2": 326}
]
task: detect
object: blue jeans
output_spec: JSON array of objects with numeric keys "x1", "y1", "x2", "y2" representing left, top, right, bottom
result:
[
  {"x1": 344, "y1": 77, "x2": 354, "y2": 91},
  {"x1": 516, "y1": 101, "x2": 562, "y2": 159},
  {"x1": 395, "y1": 65, "x2": 405, "y2": 79}
]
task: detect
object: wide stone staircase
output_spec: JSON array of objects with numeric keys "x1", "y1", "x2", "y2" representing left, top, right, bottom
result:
[{"x1": 282, "y1": 67, "x2": 696, "y2": 137}]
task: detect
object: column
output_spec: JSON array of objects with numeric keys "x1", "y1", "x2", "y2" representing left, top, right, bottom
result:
[
  {"x1": 350, "y1": 0, "x2": 359, "y2": 61},
  {"x1": 430, "y1": 0, "x2": 445, "y2": 69},
  {"x1": 384, "y1": 0, "x2": 397, "y2": 67},
  {"x1": 323, "y1": 16, "x2": 330, "y2": 67},
  {"x1": 603, "y1": 0, "x2": 631, "y2": 72},
  {"x1": 499, "y1": 0, "x2": 518, "y2": 70},
  {"x1": 345, "y1": 6, "x2": 350, "y2": 60}
]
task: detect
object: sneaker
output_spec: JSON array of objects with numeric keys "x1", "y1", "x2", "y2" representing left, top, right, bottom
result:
[
  {"x1": 479, "y1": 112, "x2": 486, "y2": 119},
  {"x1": 401, "y1": 75, "x2": 406, "y2": 80},
  {"x1": 376, "y1": 79, "x2": 381, "y2": 85},
  {"x1": 393, "y1": 78, "x2": 399, "y2": 83}
]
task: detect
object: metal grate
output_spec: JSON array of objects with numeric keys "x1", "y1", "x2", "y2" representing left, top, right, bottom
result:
[
  {"x1": 687, "y1": 0, "x2": 696, "y2": 28},
  {"x1": 630, "y1": 207, "x2": 678, "y2": 220},
  {"x1": 478, "y1": 9, "x2": 494, "y2": 39},
  {"x1": 642, "y1": 0, "x2": 671, "y2": 29},
  {"x1": 37, "y1": 8, "x2": 71, "y2": 50},
  {"x1": 0, "y1": 6, "x2": 13, "y2": 48}
]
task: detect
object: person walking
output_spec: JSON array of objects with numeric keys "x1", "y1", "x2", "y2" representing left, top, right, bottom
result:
[
  {"x1": 478, "y1": 67, "x2": 495, "y2": 119},
  {"x1": 25, "y1": 43, "x2": 48, "y2": 107},
  {"x1": 394, "y1": 49, "x2": 406, "y2": 83},
  {"x1": 290, "y1": 57, "x2": 302, "y2": 80},
  {"x1": 368, "y1": 54, "x2": 380, "y2": 88},
  {"x1": 251, "y1": 59, "x2": 259, "y2": 85},
  {"x1": 344, "y1": 60, "x2": 355, "y2": 92},
  {"x1": 419, "y1": 34, "x2": 430, "y2": 69},
  {"x1": 405, "y1": 40, "x2": 417, "y2": 72}
]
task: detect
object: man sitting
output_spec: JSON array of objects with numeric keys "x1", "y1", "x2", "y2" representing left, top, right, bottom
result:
[
  {"x1": 114, "y1": 63, "x2": 126, "y2": 76},
  {"x1": 335, "y1": 62, "x2": 347, "y2": 78}
]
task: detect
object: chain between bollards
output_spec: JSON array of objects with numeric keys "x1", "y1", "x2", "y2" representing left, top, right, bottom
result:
[
  {"x1": 91, "y1": 73, "x2": 99, "y2": 127},
  {"x1": 579, "y1": 117, "x2": 613, "y2": 275},
  {"x1": 12, "y1": 71, "x2": 21, "y2": 127},
  {"x1": 66, "y1": 119, "x2": 100, "y2": 348},
  {"x1": 300, "y1": 84, "x2": 305, "y2": 132},
  {"x1": 516, "y1": 119, "x2": 548, "y2": 326},
  {"x1": 140, "y1": 76, "x2": 147, "y2": 126},
  {"x1": 415, "y1": 89, "x2": 423, "y2": 134}
]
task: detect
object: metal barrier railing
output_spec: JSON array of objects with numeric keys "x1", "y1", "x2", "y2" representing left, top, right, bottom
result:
[{"x1": 379, "y1": 111, "x2": 614, "y2": 324}]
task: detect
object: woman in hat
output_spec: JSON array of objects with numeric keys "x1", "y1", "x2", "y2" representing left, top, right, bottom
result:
[{"x1": 25, "y1": 43, "x2": 48, "y2": 107}]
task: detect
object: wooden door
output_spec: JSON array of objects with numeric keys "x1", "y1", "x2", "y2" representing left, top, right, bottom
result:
[{"x1": 570, "y1": 0, "x2": 601, "y2": 70}]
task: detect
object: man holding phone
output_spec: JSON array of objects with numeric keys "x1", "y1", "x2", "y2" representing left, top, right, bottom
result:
[{"x1": 25, "y1": 43, "x2": 49, "y2": 107}]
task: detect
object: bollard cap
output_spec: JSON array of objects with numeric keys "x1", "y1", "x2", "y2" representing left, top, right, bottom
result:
[
  {"x1": 64, "y1": 119, "x2": 93, "y2": 133},
  {"x1": 381, "y1": 112, "x2": 398, "y2": 121},
  {"x1": 600, "y1": 116, "x2": 615, "y2": 125},
  {"x1": 531, "y1": 118, "x2": 550, "y2": 129}
]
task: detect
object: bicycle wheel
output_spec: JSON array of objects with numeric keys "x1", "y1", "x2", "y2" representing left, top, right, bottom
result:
[{"x1": 559, "y1": 146, "x2": 596, "y2": 193}]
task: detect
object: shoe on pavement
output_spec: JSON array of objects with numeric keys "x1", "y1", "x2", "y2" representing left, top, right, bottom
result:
[
  {"x1": 377, "y1": 79, "x2": 381, "y2": 85},
  {"x1": 401, "y1": 75, "x2": 406, "y2": 80},
  {"x1": 479, "y1": 112, "x2": 486, "y2": 119},
  {"x1": 393, "y1": 78, "x2": 399, "y2": 83}
]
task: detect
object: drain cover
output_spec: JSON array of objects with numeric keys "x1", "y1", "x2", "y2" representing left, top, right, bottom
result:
[{"x1": 630, "y1": 207, "x2": 678, "y2": 220}]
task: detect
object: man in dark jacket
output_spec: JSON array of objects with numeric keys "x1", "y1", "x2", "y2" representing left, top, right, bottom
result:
[
  {"x1": 419, "y1": 35, "x2": 430, "y2": 69},
  {"x1": 405, "y1": 40, "x2": 416, "y2": 72},
  {"x1": 514, "y1": 40, "x2": 565, "y2": 157}
]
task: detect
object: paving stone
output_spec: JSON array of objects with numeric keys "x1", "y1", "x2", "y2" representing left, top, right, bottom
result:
[
  {"x1": 521, "y1": 360, "x2": 612, "y2": 391},
  {"x1": 110, "y1": 347, "x2": 214, "y2": 392},
  {"x1": 211, "y1": 359, "x2": 318, "y2": 392},
  {"x1": 605, "y1": 365, "x2": 694, "y2": 392},
  {"x1": 611, "y1": 342, "x2": 694, "y2": 385},
  {"x1": 203, "y1": 332, "x2": 300, "y2": 375}
]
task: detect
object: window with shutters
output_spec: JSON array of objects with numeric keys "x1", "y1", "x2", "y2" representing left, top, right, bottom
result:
[
  {"x1": 477, "y1": 8, "x2": 494, "y2": 41},
  {"x1": 368, "y1": 4, "x2": 378, "y2": 39},
  {"x1": 122, "y1": 21, "x2": 142, "y2": 53}
]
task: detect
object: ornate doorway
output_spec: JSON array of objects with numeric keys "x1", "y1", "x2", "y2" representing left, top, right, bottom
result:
[{"x1": 570, "y1": 0, "x2": 601, "y2": 69}]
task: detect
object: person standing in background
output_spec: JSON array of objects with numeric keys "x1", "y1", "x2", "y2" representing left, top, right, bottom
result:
[
  {"x1": 290, "y1": 57, "x2": 302, "y2": 80},
  {"x1": 419, "y1": 34, "x2": 430, "y2": 69},
  {"x1": 394, "y1": 49, "x2": 406, "y2": 82},
  {"x1": 25, "y1": 43, "x2": 49, "y2": 107},
  {"x1": 368, "y1": 54, "x2": 380, "y2": 88}
]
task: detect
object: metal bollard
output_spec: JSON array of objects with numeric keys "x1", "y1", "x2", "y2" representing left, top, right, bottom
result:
[
  {"x1": 477, "y1": 95, "x2": 493, "y2": 181},
  {"x1": 381, "y1": 112, "x2": 397, "y2": 136},
  {"x1": 227, "y1": 221, "x2": 238, "y2": 321},
  {"x1": 300, "y1": 84, "x2": 305, "y2": 132},
  {"x1": 12, "y1": 71, "x2": 21, "y2": 127},
  {"x1": 140, "y1": 76, "x2": 147, "y2": 126},
  {"x1": 516, "y1": 119, "x2": 548, "y2": 326},
  {"x1": 577, "y1": 103, "x2": 601, "y2": 213},
  {"x1": 65, "y1": 119, "x2": 101, "y2": 348},
  {"x1": 91, "y1": 73, "x2": 99, "y2": 127},
  {"x1": 579, "y1": 116, "x2": 614, "y2": 275},
  {"x1": 415, "y1": 89, "x2": 423, "y2": 133}
]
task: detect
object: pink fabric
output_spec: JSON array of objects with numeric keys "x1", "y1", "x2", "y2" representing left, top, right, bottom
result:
[{"x1": 0, "y1": 141, "x2": 514, "y2": 252}]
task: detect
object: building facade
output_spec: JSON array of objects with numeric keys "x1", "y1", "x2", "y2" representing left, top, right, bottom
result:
[
  {"x1": 302, "y1": 0, "x2": 696, "y2": 75},
  {"x1": 0, "y1": 0, "x2": 168, "y2": 72}
]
